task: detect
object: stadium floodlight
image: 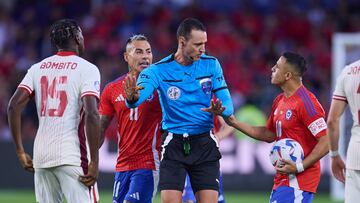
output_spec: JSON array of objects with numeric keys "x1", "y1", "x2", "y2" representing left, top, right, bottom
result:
[{"x1": 331, "y1": 32, "x2": 360, "y2": 202}]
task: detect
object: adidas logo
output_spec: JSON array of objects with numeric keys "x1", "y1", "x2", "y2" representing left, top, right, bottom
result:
[
  {"x1": 115, "y1": 94, "x2": 125, "y2": 102},
  {"x1": 129, "y1": 192, "x2": 140, "y2": 200}
]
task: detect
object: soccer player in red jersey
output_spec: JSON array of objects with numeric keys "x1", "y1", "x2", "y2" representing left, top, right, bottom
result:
[
  {"x1": 99, "y1": 35, "x2": 162, "y2": 203},
  {"x1": 205, "y1": 52, "x2": 329, "y2": 202}
]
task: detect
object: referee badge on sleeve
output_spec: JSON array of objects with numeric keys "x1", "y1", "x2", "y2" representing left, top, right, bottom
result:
[{"x1": 200, "y1": 78, "x2": 212, "y2": 95}]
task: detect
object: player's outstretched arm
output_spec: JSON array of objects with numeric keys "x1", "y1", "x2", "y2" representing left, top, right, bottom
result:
[
  {"x1": 79, "y1": 95, "x2": 100, "y2": 187},
  {"x1": 203, "y1": 99, "x2": 276, "y2": 143},
  {"x1": 215, "y1": 116, "x2": 234, "y2": 141},
  {"x1": 7, "y1": 88, "x2": 34, "y2": 173},
  {"x1": 327, "y1": 99, "x2": 347, "y2": 183}
]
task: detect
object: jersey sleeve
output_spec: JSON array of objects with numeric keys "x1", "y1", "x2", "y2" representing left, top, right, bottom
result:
[
  {"x1": 212, "y1": 59, "x2": 234, "y2": 117},
  {"x1": 299, "y1": 96, "x2": 327, "y2": 138},
  {"x1": 18, "y1": 65, "x2": 35, "y2": 94},
  {"x1": 332, "y1": 66, "x2": 348, "y2": 102},
  {"x1": 126, "y1": 67, "x2": 157, "y2": 108},
  {"x1": 212, "y1": 59, "x2": 227, "y2": 91},
  {"x1": 99, "y1": 84, "x2": 115, "y2": 116},
  {"x1": 80, "y1": 65, "x2": 101, "y2": 99}
]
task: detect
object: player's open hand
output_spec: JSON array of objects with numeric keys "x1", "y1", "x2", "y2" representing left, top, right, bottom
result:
[
  {"x1": 17, "y1": 151, "x2": 34, "y2": 173},
  {"x1": 201, "y1": 98, "x2": 225, "y2": 115},
  {"x1": 275, "y1": 159, "x2": 297, "y2": 175},
  {"x1": 331, "y1": 156, "x2": 346, "y2": 183},
  {"x1": 79, "y1": 161, "x2": 98, "y2": 187},
  {"x1": 122, "y1": 74, "x2": 144, "y2": 104}
]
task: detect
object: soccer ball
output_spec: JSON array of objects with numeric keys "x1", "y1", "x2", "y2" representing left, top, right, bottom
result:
[{"x1": 269, "y1": 138, "x2": 304, "y2": 167}]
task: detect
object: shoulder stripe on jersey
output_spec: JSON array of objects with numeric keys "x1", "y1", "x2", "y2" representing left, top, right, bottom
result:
[
  {"x1": 81, "y1": 91, "x2": 100, "y2": 99},
  {"x1": 196, "y1": 74, "x2": 214, "y2": 80},
  {"x1": 18, "y1": 84, "x2": 33, "y2": 94},
  {"x1": 213, "y1": 86, "x2": 228, "y2": 93},
  {"x1": 297, "y1": 87, "x2": 316, "y2": 118},
  {"x1": 298, "y1": 87, "x2": 316, "y2": 117},
  {"x1": 155, "y1": 54, "x2": 175, "y2": 65},
  {"x1": 162, "y1": 79, "x2": 183, "y2": 82}
]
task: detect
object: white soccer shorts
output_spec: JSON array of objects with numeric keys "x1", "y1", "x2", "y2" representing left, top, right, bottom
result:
[
  {"x1": 345, "y1": 169, "x2": 360, "y2": 203},
  {"x1": 34, "y1": 165, "x2": 98, "y2": 203}
]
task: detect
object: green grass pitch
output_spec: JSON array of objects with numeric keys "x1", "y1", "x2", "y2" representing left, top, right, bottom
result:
[{"x1": 0, "y1": 190, "x2": 342, "y2": 203}]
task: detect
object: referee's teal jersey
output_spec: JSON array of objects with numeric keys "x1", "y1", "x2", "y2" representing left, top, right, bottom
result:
[{"x1": 127, "y1": 54, "x2": 234, "y2": 135}]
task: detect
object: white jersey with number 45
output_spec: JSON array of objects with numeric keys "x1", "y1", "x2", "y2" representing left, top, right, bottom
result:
[
  {"x1": 18, "y1": 51, "x2": 100, "y2": 169},
  {"x1": 333, "y1": 59, "x2": 360, "y2": 170}
]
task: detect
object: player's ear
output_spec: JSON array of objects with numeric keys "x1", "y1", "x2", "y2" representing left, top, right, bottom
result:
[
  {"x1": 179, "y1": 36, "x2": 186, "y2": 48},
  {"x1": 285, "y1": 72, "x2": 292, "y2": 80},
  {"x1": 124, "y1": 52, "x2": 128, "y2": 62}
]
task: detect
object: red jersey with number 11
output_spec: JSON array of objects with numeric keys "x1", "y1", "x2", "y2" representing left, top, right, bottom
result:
[
  {"x1": 266, "y1": 85, "x2": 327, "y2": 193},
  {"x1": 99, "y1": 74, "x2": 162, "y2": 172}
]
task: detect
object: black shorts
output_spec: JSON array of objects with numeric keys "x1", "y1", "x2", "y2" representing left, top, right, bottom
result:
[{"x1": 159, "y1": 131, "x2": 221, "y2": 193}]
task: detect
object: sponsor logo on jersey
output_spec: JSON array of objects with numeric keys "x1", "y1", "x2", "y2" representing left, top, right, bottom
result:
[
  {"x1": 216, "y1": 75, "x2": 224, "y2": 82},
  {"x1": 94, "y1": 81, "x2": 100, "y2": 92},
  {"x1": 285, "y1": 110, "x2": 292, "y2": 120},
  {"x1": 167, "y1": 86, "x2": 181, "y2": 100},
  {"x1": 200, "y1": 78, "x2": 212, "y2": 94},
  {"x1": 140, "y1": 73, "x2": 150, "y2": 79},
  {"x1": 308, "y1": 117, "x2": 327, "y2": 136},
  {"x1": 129, "y1": 192, "x2": 140, "y2": 200},
  {"x1": 115, "y1": 94, "x2": 125, "y2": 102}
]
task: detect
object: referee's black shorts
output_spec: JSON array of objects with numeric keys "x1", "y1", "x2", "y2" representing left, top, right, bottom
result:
[{"x1": 159, "y1": 131, "x2": 221, "y2": 194}]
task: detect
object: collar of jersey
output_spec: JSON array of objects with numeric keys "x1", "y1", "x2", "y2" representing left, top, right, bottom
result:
[{"x1": 56, "y1": 51, "x2": 77, "y2": 56}]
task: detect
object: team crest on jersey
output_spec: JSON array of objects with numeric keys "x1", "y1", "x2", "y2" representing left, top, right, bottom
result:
[
  {"x1": 94, "y1": 81, "x2": 100, "y2": 92},
  {"x1": 146, "y1": 94, "x2": 154, "y2": 102},
  {"x1": 167, "y1": 86, "x2": 181, "y2": 100},
  {"x1": 199, "y1": 78, "x2": 212, "y2": 95},
  {"x1": 285, "y1": 109, "x2": 292, "y2": 120}
]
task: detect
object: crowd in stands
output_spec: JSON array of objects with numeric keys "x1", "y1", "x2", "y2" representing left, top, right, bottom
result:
[{"x1": 1, "y1": 0, "x2": 360, "y2": 141}]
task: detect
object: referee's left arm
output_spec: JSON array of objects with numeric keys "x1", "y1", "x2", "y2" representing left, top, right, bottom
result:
[{"x1": 214, "y1": 88, "x2": 234, "y2": 117}]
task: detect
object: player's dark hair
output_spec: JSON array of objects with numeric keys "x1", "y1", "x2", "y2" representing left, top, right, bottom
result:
[
  {"x1": 50, "y1": 19, "x2": 80, "y2": 49},
  {"x1": 282, "y1": 52, "x2": 307, "y2": 76},
  {"x1": 176, "y1": 18, "x2": 206, "y2": 40},
  {"x1": 125, "y1": 34, "x2": 148, "y2": 50}
]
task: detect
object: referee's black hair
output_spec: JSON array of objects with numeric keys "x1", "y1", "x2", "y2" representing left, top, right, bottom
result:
[
  {"x1": 50, "y1": 19, "x2": 80, "y2": 49},
  {"x1": 282, "y1": 52, "x2": 307, "y2": 76},
  {"x1": 176, "y1": 18, "x2": 206, "y2": 40}
]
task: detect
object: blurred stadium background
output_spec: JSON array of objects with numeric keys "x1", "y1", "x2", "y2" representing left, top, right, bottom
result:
[{"x1": 1, "y1": 0, "x2": 359, "y2": 202}]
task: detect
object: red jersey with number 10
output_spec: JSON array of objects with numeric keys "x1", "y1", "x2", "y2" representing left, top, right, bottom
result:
[
  {"x1": 99, "y1": 74, "x2": 162, "y2": 172},
  {"x1": 266, "y1": 85, "x2": 327, "y2": 193}
]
